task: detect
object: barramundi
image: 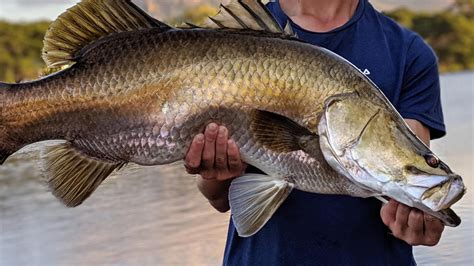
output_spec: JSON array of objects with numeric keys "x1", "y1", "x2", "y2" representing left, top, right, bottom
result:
[{"x1": 0, "y1": 0, "x2": 465, "y2": 236}]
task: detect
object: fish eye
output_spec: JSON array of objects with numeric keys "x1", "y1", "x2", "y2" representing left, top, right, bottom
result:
[{"x1": 424, "y1": 153, "x2": 440, "y2": 168}]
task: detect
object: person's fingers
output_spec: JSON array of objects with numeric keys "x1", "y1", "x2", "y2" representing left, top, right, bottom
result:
[
  {"x1": 381, "y1": 201, "x2": 445, "y2": 247},
  {"x1": 215, "y1": 126, "x2": 229, "y2": 170},
  {"x1": 407, "y1": 209, "x2": 424, "y2": 233},
  {"x1": 184, "y1": 134, "x2": 204, "y2": 174},
  {"x1": 405, "y1": 209, "x2": 424, "y2": 245},
  {"x1": 392, "y1": 202, "x2": 410, "y2": 237},
  {"x1": 380, "y1": 199, "x2": 398, "y2": 227},
  {"x1": 423, "y1": 215, "x2": 444, "y2": 246},
  {"x1": 227, "y1": 139, "x2": 245, "y2": 175},
  {"x1": 202, "y1": 123, "x2": 218, "y2": 169}
]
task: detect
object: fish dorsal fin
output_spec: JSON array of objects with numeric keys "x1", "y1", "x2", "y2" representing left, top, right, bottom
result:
[
  {"x1": 205, "y1": 0, "x2": 293, "y2": 36},
  {"x1": 42, "y1": 142, "x2": 125, "y2": 207},
  {"x1": 284, "y1": 20, "x2": 297, "y2": 37},
  {"x1": 42, "y1": 0, "x2": 170, "y2": 68}
]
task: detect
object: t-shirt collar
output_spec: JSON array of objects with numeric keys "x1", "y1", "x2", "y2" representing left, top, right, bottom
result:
[{"x1": 272, "y1": 0, "x2": 367, "y2": 34}]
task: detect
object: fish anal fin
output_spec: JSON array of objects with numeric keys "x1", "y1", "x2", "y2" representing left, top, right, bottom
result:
[
  {"x1": 42, "y1": 0, "x2": 171, "y2": 68},
  {"x1": 204, "y1": 0, "x2": 296, "y2": 37},
  {"x1": 229, "y1": 174, "x2": 294, "y2": 237},
  {"x1": 251, "y1": 109, "x2": 317, "y2": 153},
  {"x1": 42, "y1": 142, "x2": 125, "y2": 207}
]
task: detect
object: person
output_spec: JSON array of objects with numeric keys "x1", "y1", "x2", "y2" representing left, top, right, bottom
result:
[{"x1": 185, "y1": 0, "x2": 446, "y2": 264}]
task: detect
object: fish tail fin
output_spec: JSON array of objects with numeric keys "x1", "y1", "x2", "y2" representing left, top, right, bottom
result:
[{"x1": 0, "y1": 82, "x2": 16, "y2": 165}]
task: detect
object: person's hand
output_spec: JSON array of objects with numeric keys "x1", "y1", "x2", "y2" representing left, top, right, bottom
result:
[
  {"x1": 185, "y1": 123, "x2": 247, "y2": 180},
  {"x1": 380, "y1": 199, "x2": 444, "y2": 246}
]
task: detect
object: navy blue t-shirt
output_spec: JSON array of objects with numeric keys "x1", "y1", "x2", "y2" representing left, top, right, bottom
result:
[{"x1": 223, "y1": 0, "x2": 445, "y2": 265}]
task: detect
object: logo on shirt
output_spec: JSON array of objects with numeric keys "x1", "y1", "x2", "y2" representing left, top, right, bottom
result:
[{"x1": 356, "y1": 67, "x2": 371, "y2": 76}]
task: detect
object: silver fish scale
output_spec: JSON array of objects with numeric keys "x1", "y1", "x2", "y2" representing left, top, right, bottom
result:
[
  {"x1": 4, "y1": 28, "x2": 380, "y2": 197},
  {"x1": 233, "y1": 121, "x2": 373, "y2": 196}
]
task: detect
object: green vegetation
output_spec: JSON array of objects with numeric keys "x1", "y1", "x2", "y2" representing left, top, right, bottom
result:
[
  {"x1": 0, "y1": 21, "x2": 49, "y2": 82},
  {"x1": 169, "y1": 4, "x2": 218, "y2": 26},
  {"x1": 0, "y1": 2, "x2": 472, "y2": 83},
  {"x1": 386, "y1": 0, "x2": 474, "y2": 72}
]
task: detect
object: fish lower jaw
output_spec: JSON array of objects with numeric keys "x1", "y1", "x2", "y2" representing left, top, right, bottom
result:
[
  {"x1": 340, "y1": 165, "x2": 461, "y2": 213},
  {"x1": 380, "y1": 182, "x2": 421, "y2": 206},
  {"x1": 378, "y1": 183, "x2": 460, "y2": 226},
  {"x1": 380, "y1": 181, "x2": 454, "y2": 213},
  {"x1": 379, "y1": 182, "x2": 432, "y2": 209},
  {"x1": 422, "y1": 182, "x2": 466, "y2": 212}
]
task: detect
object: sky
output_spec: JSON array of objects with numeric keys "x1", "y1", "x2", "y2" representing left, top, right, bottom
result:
[{"x1": 0, "y1": 0, "x2": 454, "y2": 22}]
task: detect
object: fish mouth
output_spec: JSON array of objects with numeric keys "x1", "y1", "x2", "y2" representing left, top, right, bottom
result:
[
  {"x1": 421, "y1": 174, "x2": 466, "y2": 211},
  {"x1": 377, "y1": 173, "x2": 465, "y2": 227}
]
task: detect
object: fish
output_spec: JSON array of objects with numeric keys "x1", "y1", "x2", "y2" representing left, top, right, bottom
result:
[{"x1": 0, "y1": 0, "x2": 466, "y2": 237}]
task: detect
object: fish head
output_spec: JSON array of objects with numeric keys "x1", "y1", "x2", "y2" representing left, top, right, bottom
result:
[{"x1": 318, "y1": 93, "x2": 466, "y2": 213}]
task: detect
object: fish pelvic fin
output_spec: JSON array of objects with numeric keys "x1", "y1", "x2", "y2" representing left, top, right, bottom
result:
[
  {"x1": 204, "y1": 0, "x2": 296, "y2": 38},
  {"x1": 42, "y1": 142, "x2": 125, "y2": 207},
  {"x1": 229, "y1": 174, "x2": 294, "y2": 237},
  {"x1": 42, "y1": 0, "x2": 171, "y2": 69},
  {"x1": 251, "y1": 109, "x2": 319, "y2": 154}
]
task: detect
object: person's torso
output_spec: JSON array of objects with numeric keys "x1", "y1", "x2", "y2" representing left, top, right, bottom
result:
[{"x1": 224, "y1": 1, "x2": 418, "y2": 265}]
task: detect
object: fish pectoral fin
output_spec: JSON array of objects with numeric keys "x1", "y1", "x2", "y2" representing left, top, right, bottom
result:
[
  {"x1": 42, "y1": 0, "x2": 171, "y2": 68},
  {"x1": 42, "y1": 142, "x2": 125, "y2": 207},
  {"x1": 229, "y1": 174, "x2": 294, "y2": 237},
  {"x1": 251, "y1": 109, "x2": 318, "y2": 153}
]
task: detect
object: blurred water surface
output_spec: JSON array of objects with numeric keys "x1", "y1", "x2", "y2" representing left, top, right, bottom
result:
[{"x1": 0, "y1": 72, "x2": 473, "y2": 265}]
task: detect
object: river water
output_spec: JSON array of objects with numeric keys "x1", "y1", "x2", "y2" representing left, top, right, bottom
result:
[{"x1": 0, "y1": 72, "x2": 473, "y2": 265}]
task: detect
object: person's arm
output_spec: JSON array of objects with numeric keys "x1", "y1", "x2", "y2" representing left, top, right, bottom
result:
[
  {"x1": 405, "y1": 119, "x2": 430, "y2": 145},
  {"x1": 380, "y1": 119, "x2": 445, "y2": 246},
  {"x1": 185, "y1": 123, "x2": 247, "y2": 212}
]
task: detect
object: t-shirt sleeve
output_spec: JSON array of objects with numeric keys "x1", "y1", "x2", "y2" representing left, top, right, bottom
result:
[{"x1": 397, "y1": 34, "x2": 446, "y2": 139}]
